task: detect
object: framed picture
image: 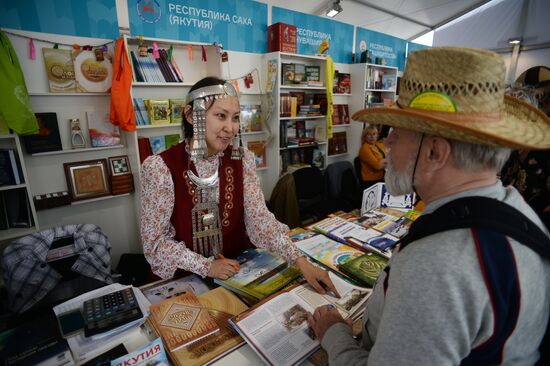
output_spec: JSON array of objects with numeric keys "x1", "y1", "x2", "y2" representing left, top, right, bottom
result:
[
  {"x1": 108, "y1": 155, "x2": 132, "y2": 176},
  {"x1": 63, "y1": 159, "x2": 110, "y2": 201}
]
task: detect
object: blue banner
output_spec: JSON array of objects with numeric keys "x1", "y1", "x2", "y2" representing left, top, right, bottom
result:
[
  {"x1": 272, "y1": 7, "x2": 354, "y2": 64},
  {"x1": 355, "y1": 27, "x2": 407, "y2": 71},
  {"x1": 128, "y1": 0, "x2": 267, "y2": 53},
  {"x1": 0, "y1": 0, "x2": 119, "y2": 39}
]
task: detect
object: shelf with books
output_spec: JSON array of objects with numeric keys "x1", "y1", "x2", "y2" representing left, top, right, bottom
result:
[
  {"x1": 350, "y1": 63, "x2": 398, "y2": 112},
  {"x1": 263, "y1": 51, "x2": 330, "y2": 187},
  {"x1": 31, "y1": 145, "x2": 125, "y2": 157}
]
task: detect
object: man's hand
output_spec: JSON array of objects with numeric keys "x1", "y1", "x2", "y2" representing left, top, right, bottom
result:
[
  {"x1": 295, "y1": 256, "x2": 339, "y2": 297},
  {"x1": 308, "y1": 304, "x2": 352, "y2": 341},
  {"x1": 207, "y1": 258, "x2": 240, "y2": 279}
]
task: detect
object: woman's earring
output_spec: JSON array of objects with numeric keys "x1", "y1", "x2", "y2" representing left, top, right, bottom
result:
[{"x1": 231, "y1": 128, "x2": 243, "y2": 160}]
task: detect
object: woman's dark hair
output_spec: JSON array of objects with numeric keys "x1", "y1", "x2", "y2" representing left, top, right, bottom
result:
[{"x1": 183, "y1": 76, "x2": 226, "y2": 138}]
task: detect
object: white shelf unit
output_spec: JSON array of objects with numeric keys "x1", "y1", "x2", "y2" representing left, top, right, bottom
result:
[
  {"x1": 1, "y1": 29, "x2": 140, "y2": 263},
  {"x1": 0, "y1": 134, "x2": 40, "y2": 241},
  {"x1": 264, "y1": 51, "x2": 329, "y2": 187},
  {"x1": 122, "y1": 35, "x2": 223, "y2": 229},
  {"x1": 350, "y1": 63, "x2": 398, "y2": 110},
  {"x1": 328, "y1": 83, "x2": 354, "y2": 162}
]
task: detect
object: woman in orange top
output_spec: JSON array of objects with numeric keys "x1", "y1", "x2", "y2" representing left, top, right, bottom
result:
[{"x1": 358, "y1": 125, "x2": 387, "y2": 190}]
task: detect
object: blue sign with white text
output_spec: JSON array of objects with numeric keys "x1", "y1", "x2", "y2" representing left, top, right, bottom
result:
[
  {"x1": 355, "y1": 27, "x2": 407, "y2": 71},
  {"x1": 0, "y1": 0, "x2": 119, "y2": 39},
  {"x1": 407, "y1": 42, "x2": 430, "y2": 55},
  {"x1": 272, "y1": 7, "x2": 354, "y2": 64},
  {"x1": 128, "y1": 0, "x2": 267, "y2": 53}
]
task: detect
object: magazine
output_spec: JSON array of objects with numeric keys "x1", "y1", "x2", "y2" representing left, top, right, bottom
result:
[
  {"x1": 110, "y1": 338, "x2": 167, "y2": 366},
  {"x1": 229, "y1": 272, "x2": 371, "y2": 366},
  {"x1": 140, "y1": 274, "x2": 211, "y2": 304}
]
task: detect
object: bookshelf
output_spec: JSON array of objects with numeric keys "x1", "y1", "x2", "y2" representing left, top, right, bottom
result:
[
  {"x1": 0, "y1": 134, "x2": 39, "y2": 241},
  {"x1": 350, "y1": 63, "x2": 398, "y2": 111},
  {"x1": 264, "y1": 51, "x2": 329, "y2": 193}
]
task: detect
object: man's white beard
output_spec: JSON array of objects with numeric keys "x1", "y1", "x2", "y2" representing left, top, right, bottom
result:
[{"x1": 385, "y1": 155, "x2": 416, "y2": 196}]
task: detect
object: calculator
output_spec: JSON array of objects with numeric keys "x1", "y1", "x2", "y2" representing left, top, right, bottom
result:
[{"x1": 82, "y1": 287, "x2": 143, "y2": 337}]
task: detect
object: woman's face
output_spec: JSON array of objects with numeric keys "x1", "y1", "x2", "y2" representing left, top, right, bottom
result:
[
  {"x1": 364, "y1": 129, "x2": 378, "y2": 145},
  {"x1": 188, "y1": 95, "x2": 241, "y2": 156}
]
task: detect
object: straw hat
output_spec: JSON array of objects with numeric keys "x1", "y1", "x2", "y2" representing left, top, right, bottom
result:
[{"x1": 352, "y1": 47, "x2": 550, "y2": 150}]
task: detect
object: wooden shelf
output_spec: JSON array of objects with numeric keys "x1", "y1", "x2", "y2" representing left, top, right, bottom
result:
[
  {"x1": 0, "y1": 227, "x2": 37, "y2": 241},
  {"x1": 0, "y1": 183, "x2": 27, "y2": 192},
  {"x1": 280, "y1": 116, "x2": 326, "y2": 121},
  {"x1": 71, "y1": 193, "x2": 131, "y2": 206},
  {"x1": 31, "y1": 145, "x2": 125, "y2": 157},
  {"x1": 137, "y1": 124, "x2": 182, "y2": 130}
]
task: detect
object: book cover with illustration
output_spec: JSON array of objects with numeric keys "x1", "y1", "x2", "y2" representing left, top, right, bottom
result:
[
  {"x1": 170, "y1": 99, "x2": 186, "y2": 124},
  {"x1": 247, "y1": 140, "x2": 267, "y2": 168},
  {"x1": 165, "y1": 134, "x2": 181, "y2": 150},
  {"x1": 22, "y1": 113, "x2": 62, "y2": 154},
  {"x1": 149, "y1": 136, "x2": 167, "y2": 154},
  {"x1": 86, "y1": 111, "x2": 121, "y2": 147},
  {"x1": 240, "y1": 105, "x2": 262, "y2": 132},
  {"x1": 149, "y1": 291, "x2": 219, "y2": 352},
  {"x1": 72, "y1": 49, "x2": 113, "y2": 93},
  {"x1": 169, "y1": 287, "x2": 249, "y2": 366},
  {"x1": 42, "y1": 48, "x2": 76, "y2": 93},
  {"x1": 148, "y1": 99, "x2": 171, "y2": 125},
  {"x1": 295, "y1": 235, "x2": 363, "y2": 275},
  {"x1": 214, "y1": 249, "x2": 301, "y2": 301},
  {"x1": 339, "y1": 252, "x2": 388, "y2": 287}
]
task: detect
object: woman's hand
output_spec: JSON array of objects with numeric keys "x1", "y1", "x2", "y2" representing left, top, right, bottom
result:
[
  {"x1": 207, "y1": 258, "x2": 240, "y2": 280},
  {"x1": 295, "y1": 256, "x2": 339, "y2": 297}
]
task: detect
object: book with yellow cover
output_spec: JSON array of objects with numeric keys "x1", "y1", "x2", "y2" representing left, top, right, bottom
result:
[
  {"x1": 169, "y1": 287, "x2": 248, "y2": 366},
  {"x1": 149, "y1": 291, "x2": 219, "y2": 352}
]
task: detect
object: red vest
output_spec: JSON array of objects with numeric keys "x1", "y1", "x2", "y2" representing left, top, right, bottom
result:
[{"x1": 160, "y1": 142, "x2": 252, "y2": 258}]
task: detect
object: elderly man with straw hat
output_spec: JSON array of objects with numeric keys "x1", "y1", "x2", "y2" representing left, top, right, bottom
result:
[{"x1": 307, "y1": 47, "x2": 550, "y2": 365}]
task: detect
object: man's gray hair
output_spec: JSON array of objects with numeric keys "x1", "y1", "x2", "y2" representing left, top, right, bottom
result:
[{"x1": 449, "y1": 139, "x2": 512, "y2": 172}]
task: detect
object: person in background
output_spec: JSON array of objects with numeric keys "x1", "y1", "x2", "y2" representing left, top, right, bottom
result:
[
  {"x1": 308, "y1": 47, "x2": 550, "y2": 365},
  {"x1": 358, "y1": 125, "x2": 387, "y2": 190},
  {"x1": 140, "y1": 77, "x2": 336, "y2": 295}
]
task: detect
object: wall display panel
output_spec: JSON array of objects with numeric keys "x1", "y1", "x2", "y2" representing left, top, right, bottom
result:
[
  {"x1": 355, "y1": 27, "x2": 407, "y2": 71},
  {"x1": 127, "y1": 0, "x2": 267, "y2": 53},
  {"x1": 0, "y1": 0, "x2": 119, "y2": 39},
  {"x1": 272, "y1": 7, "x2": 354, "y2": 64},
  {"x1": 407, "y1": 42, "x2": 430, "y2": 56}
]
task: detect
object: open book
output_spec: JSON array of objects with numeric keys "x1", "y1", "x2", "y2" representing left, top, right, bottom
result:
[{"x1": 229, "y1": 272, "x2": 371, "y2": 366}]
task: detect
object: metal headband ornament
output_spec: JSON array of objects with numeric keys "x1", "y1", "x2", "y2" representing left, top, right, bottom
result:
[{"x1": 184, "y1": 81, "x2": 241, "y2": 257}]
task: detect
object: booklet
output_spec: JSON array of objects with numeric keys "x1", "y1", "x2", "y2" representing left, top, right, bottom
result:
[
  {"x1": 110, "y1": 337, "x2": 167, "y2": 366},
  {"x1": 229, "y1": 272, "x2": 371, "y2": 366}
]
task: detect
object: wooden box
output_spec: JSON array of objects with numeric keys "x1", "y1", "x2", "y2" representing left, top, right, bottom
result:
[
  {"x1": 34, "y1": 191, "x2": 71, "y2": 210},
  {"x1": 110, "y1": 174, "x2": 134, "y2": 195},
  {"x1": 268, "y1": 23, "x2": 297, "y2": 53}
]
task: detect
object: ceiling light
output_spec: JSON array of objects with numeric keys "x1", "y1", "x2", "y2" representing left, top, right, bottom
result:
[
  {"x1": 508, "y1": 38, "x2": 522, "y2": 45},
  {"x1": 326, "y1": 0, "x2": 343, "y2": 18}
]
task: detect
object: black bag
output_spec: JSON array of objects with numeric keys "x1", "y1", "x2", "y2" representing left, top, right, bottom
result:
[{"x1": 400, "y1": 196, "x2": 550, "y2": 366}]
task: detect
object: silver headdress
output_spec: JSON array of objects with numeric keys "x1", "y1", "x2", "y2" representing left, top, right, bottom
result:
[
  {"x1": 185, "y1": 81, "x2": 241, "y2": 257},
  {"x1": 185, "y1": 82, "x2": 242, "y2": 160}
]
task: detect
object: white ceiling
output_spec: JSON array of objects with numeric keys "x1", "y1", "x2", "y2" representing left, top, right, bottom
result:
[{"x1": 258, "y1": 0, "x2": 493, "y2": 40}]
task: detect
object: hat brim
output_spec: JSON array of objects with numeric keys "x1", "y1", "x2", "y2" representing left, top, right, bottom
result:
[{"x1": 352, "y1": 96, "x2": 550, "y2": 150}]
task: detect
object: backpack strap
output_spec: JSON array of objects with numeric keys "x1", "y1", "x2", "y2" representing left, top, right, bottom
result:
[{"x1": 400, "y1": 196, "x2": 550, "y2": 260}]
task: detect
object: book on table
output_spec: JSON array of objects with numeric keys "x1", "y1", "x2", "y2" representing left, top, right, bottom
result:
[
  {"x1": 229, "y1": 272, "x2": 371, "y2": 366},
  {"x1": 339, "y1": 252, "x2": 389, "y2": 287},
  {"x1": 149, "y1": 291, "x2": 219, "y2": 352},
  {"x1": 166, "y1": 287, "x2": 249, "y2": 366},
  {"x1": 140, "y1": 273, "x2": 212, "y2": 304},
  {"x1": 110, "y1": 337, "x2": 167, "y2": 366},
  {"x1": 214, "y1": 248, "x2": 302, "y2": 302}
]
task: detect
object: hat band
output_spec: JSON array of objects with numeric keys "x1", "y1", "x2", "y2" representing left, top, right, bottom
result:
[{"x1": 396, "y1": 100, "x2": 503, "y2": 124}]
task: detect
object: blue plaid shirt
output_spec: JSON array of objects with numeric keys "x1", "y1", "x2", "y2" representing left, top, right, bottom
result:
[{"x1": 2, "y1": 224, "x2": 113, "y2": 313}]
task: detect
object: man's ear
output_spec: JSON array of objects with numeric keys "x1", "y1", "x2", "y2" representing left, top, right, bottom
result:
[
  {"x1": 184, "y1": 104, "x2": 193, "y2": 125},
  {"x1": 423, "y1": 136, "x2": 451, "y2": 171}
]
